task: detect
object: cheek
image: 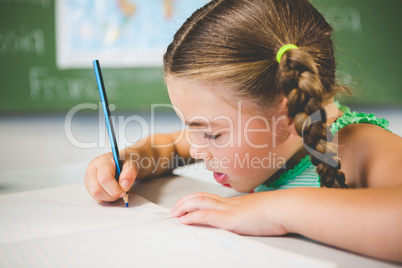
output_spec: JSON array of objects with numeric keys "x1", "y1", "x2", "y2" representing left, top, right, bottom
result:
[
  {"x1": 238, "y1": 116, "x2": 279, "y2": 149},
  {"x1": 242, "y1": 125, "x2": 292, "y2": 150},
  {"x1": 241, "y1": 131, "x2": 271, "y2": 149},
  {"x1": 187, "y1": 131, "x2": 204, "y2": 146},
  {"x1": 208, "y1": 132, "x2": 273, "y2": 168},
  {"x1": 214, "y1": 133, "x2": 232, "y2": 147}
]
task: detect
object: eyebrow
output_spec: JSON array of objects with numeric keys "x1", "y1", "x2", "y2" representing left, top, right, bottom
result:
[{"x1": 185, "y1": 120, "x2": 217, "y2": 127}]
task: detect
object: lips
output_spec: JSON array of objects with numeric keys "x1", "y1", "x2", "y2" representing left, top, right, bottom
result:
[{"x1": 213, "y1": 172, "x2": 228, "y2": 184}]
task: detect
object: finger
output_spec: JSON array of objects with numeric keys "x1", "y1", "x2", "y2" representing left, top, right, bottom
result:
[
  {"x1": 179, "y1": 209, "x2": 225, "y2": 229},
  {"x1": 118, "y1": 160, "x2": 138, "y2": 192},
  {"x1": 85, "y1": 166, "x2": 118, "y2": 203},
  {"x1": 84, "y1": 164, "x2": 102, "y2": 202},
  {"x1": 173, "y1": 192, "x2": 224, "y2": 212},
  {"x1": 97, "y1": 161, "x2": 126, "y2": 199},
  {"x1": 171, "y1": 194, "x2": 224, "y2": 218}
]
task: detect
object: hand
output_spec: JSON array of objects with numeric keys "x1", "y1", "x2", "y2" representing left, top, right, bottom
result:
[
  {"x1": 171, "y1": 191, "x2": 288, "y2": 236},
  {"x1": 84, "y1": 153, "x2": 137, "y2": 203}
]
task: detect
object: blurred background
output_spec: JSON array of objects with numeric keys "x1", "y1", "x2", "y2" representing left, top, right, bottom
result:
[{"x1": 0, "y1": 0, "x2": 401, "y2": 180}]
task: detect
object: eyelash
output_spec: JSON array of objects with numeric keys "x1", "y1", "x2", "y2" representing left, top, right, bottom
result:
[{"x1": 204, "y1": 133, "x2": 221, "y2": 140}]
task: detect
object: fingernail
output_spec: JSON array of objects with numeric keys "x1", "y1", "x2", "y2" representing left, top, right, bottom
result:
[{"x1": 120, "y1": 180, "x2": 130, "y2": 190}]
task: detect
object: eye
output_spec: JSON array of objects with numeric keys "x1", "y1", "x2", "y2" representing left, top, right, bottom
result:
[{"x1": 204, "y1": 133, "x2": 221, "y2": 140}]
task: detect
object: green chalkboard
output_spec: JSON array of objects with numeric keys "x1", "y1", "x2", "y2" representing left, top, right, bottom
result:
[
  {"x1": 0, "y1": 0, "x2": 401, "y2": 113},
  {"x1": 310, "y1": 0, "x2": 402, "y2": 106},
  {"x1": 0, "y1": 0, "x2": 173, "y2": 113}
]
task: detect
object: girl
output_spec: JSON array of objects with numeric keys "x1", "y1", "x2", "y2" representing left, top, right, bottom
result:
[{"x1": 85, "y1": 0, "x2": 402, "y2": 262}]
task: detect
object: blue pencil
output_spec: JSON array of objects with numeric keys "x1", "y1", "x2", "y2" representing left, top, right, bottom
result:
[{"x1": 93, "y1": 59, "x2": 129, "y2": 207}]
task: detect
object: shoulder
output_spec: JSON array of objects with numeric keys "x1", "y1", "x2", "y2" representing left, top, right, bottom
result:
[{"x1": 337, "y1": 123, "x2": 402, "y2": 188}]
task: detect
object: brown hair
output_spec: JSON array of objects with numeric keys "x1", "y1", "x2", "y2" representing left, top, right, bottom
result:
[{"x1": 164, "y1": 0, "x2": 348, "y2": 188}]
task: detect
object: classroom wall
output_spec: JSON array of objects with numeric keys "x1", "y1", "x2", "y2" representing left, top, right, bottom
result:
[{"x1": 0, "y1": 0, "x2": 401, "y2": 114}]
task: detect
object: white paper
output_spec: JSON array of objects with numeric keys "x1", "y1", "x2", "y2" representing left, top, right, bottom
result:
[
  {"x1": 0, "y1": 184, "x2": 336, "y2": 268},
  {"x1": 0, "y1": 184, "x2": 170, "y2": 245}
]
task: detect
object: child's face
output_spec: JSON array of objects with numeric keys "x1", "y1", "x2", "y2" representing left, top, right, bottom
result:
[{"x1": 166, "y1": 76, "x2": 303, "y2": 192}]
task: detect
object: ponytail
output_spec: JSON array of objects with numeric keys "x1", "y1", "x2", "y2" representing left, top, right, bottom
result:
[{"x1": 278, "y1": 48, "x2": 348, "y2": 188}]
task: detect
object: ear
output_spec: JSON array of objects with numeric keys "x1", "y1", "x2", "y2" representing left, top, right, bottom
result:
[{"x1": 279, "y1": 97, "x2": 298, "y2": 136}]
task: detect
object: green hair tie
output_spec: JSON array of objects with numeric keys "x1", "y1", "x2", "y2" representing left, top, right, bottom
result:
[{"x1": 276, "y1": 44, "x2": 298, "y2": 63}]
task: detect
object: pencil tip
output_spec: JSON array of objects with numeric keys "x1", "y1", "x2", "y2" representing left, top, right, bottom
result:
[{"x1": 123, "y1": 193, "x2": 129, "y2": 207}]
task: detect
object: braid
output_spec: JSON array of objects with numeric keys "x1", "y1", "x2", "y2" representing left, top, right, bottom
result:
[{"x1": 278, "y1": 48, "x2": 348, "y2": 188}]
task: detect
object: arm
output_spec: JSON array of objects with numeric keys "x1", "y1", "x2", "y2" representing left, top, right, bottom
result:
[
  {"x1": 84, "y1": 130, "x2": 192, "y2": 203},
  {"x1": 172, "y1": 187, "x2": 402, "y2": 262},
  {"x1": 171, "y1": 124, "x2": 402, "y2": 262},
  {"x1": 123, "y1": 130, "x2": 193, "y2": 180},
  {"x1": 284, "y1": 186, "x2": 402, "y2": 262}
]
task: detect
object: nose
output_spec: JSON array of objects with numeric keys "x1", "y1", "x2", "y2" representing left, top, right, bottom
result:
[{"x1": 190, "y1": 146, "x2": 213, "y2": 161}]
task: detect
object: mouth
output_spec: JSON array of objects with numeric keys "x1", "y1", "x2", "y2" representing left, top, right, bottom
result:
[{"x1": 213, "y1": 172, "x2": 229, "y2": 185}]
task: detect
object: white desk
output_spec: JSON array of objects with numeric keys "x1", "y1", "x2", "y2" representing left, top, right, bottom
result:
[{"x1": 0, "y1": 163, "x2": 400, "y2": 268}]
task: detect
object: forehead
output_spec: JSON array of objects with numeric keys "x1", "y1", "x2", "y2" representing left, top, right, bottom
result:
[{"x1": 166, "y1": 76, "x2": 242, "y2": 125}]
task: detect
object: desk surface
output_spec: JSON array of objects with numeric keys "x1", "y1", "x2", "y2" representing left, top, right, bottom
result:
[{"x1": 0, "y1": 163, "x2": 400, "y2": 268}]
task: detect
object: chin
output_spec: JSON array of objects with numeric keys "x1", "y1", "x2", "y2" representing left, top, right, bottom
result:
[{"x1": 230, "y1": 184, "x2": 255, "y2": 193}]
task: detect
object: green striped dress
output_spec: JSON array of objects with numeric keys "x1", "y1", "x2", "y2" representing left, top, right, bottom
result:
[{"x1": 254, "y1": 104, "x2": 390, "y2": 192}]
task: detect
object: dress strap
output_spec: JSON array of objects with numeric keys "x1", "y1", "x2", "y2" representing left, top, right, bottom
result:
[{"x1": 330, "y1": 107, "x2": 390, "y2": 135}]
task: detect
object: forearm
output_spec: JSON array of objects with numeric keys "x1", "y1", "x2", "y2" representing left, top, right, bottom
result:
[
  {"x1": 281, "y1": 186, "x2": 402, "y2": 262},
  {"x1": 123, "y1": 131, "x2": 193, "y2": 180}
]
